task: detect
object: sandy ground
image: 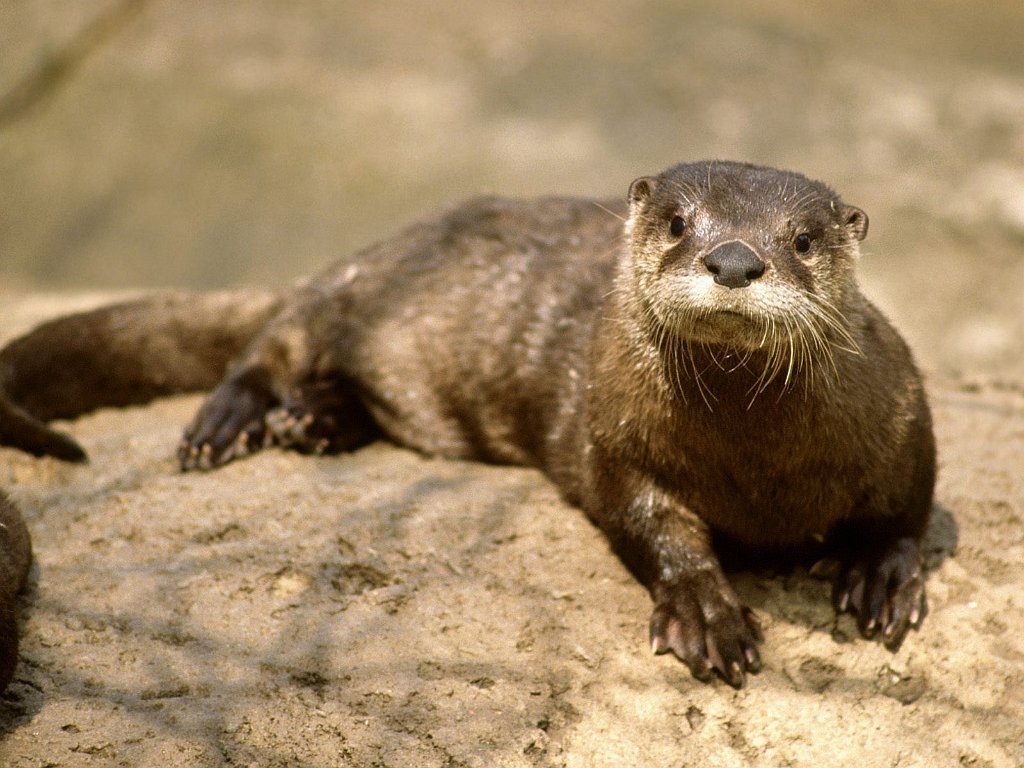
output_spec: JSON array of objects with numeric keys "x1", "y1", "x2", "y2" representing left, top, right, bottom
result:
[
  {"x1": 0, "y1": 303, "x2": 1022, "y2": 768},
  {"x1": 1, "y1": 0, "x2": 1024, "y2": 765}
]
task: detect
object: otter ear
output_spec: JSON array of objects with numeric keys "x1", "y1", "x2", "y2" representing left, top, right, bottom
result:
[
  {"x1": 842, "y1": 205, "x2": 869, "y2": 241},
  {"x1": 628, "y1": 176, "x2": 656, "y2": 207}
]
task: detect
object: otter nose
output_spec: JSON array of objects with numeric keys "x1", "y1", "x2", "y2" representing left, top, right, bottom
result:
[{"x1": 703, "y1": 241, "x2": 765, "y2": 289}]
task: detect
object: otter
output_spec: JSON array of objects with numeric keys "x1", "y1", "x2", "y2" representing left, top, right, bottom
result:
[
  {"x1": 0, "y1": 490, "x2": 31, "y2": 692},
  {"x1": 0, "y1": 161, "x2": 935, "y2": 687}
]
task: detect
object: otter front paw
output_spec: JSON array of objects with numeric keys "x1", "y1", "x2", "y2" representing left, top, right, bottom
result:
[
  {"x1": 816, "y1": 536, "x2": 926, "y2": 651},
  {"x1": 178, "y1": 370, "x2": 277, "y2": 471},
  {"x1": 649, "y1": 574, "x2": 763, "y2": 688}
]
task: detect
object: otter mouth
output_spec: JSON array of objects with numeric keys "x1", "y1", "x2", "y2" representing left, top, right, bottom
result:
[
  {"x1": 693, "y1": 314, "x2": 768, "y2": 349},
  {"x1": 664, "y1": 296, "x2": 795, "y2": 350},
  {"x1": 701, "y1": 307, "x2": 761, "y2": 333},
  {"x1": 705, "y1": 310, "x2": 754, "y2": 336},
  {"x1": 651, "y1": 275, "x2": 857, "y2": 358}
]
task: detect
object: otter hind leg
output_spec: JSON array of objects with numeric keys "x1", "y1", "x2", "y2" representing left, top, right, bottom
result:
[
  {"x1": 266, "y1": 377, "x2": 378, "y2": 456},
  {"x1": 179, "y1": 368, "x2": 378, "y2": 471},
  {"x1": 178, "y1": 368, "x2": 279, "y2": 471},
  {"x1": 177, "y1": 284, "x2": 377, "y2": 471}
]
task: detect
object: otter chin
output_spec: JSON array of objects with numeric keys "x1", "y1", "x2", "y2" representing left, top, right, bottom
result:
[{"x1": 0, "y1": 160, "x2": 935, "y2": 689}]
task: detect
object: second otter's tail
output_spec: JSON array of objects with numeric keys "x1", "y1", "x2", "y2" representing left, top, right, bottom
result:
[{"x1": 0, "y1": 289, "x2": 286, "y2": 461}]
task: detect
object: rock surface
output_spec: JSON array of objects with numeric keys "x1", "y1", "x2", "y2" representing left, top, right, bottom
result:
[{"x1": 0, "y1": 295, "x2": 1022, "y2": 768}]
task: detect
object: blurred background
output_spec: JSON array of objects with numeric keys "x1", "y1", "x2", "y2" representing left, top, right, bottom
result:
[{"x1": 1, "y1": 0, "x2": 1022, "y2": 377}]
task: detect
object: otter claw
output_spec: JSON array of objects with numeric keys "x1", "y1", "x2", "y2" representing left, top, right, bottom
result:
[
  {"x1": 650, "y1": 576, "x2": 763, "y2": 688},
  {"x1": 179, "y1": 369, "x2": 277, "y2": 471},
  {"x1": 266, "y1": 376, "x2": 383, "y2": 456},
  {"x1": 828, "y1": 537, "x2": 925, "y2": 652}
]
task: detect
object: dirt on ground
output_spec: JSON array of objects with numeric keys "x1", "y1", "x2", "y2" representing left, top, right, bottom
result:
[
  {"x1": 1, "y1": 1, "x2": 1023, "y2": 766},
  {"x1": 0, "y1": 300, "x2": 1022, "y2": 768}
]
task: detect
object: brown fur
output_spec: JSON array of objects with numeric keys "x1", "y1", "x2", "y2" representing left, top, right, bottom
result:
[
  {"x1": 0, "y1": 161, "x2": 935, "y2": 687},
  {"x1": 0, "y1": 491, "x2": 31, "y2": 692}
]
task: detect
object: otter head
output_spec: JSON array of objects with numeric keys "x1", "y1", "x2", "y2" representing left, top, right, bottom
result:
[{"x1": 625, "y1": 161, "x2": 868, "y2": 363}]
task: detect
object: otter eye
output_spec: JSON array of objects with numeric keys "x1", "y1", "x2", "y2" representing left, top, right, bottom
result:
[
  {"x1": 670, "y1": 216, "x2": 686, "y2": 238},
  {"x1": 794, "y1": 233, "x2": 812, "y2": 254}
]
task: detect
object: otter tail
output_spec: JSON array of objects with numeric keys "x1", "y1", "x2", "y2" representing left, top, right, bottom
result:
[{"x1": 0, "y1": 289, "x2": 286, "y2": 461}]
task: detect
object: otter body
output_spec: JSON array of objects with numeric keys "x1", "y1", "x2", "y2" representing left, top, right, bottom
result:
[{"x1": 0, "y1": 161, "x2": 935, "y2": 687}]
